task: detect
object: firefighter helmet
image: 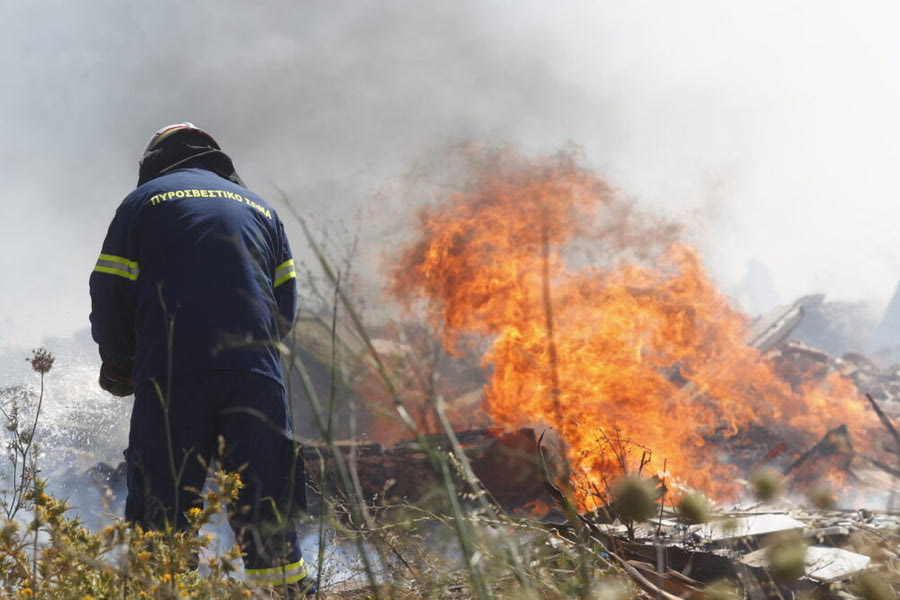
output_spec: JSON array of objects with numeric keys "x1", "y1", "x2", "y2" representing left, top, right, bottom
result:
[
  {"x1": 137, "y1": 122, "x2": 243, "y2": 187},
  {"x1": 141, "y1": 122, "x2": 220, "y2": 161}
]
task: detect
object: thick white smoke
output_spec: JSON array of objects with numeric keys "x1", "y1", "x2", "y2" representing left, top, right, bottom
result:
[{"x1": 4, "y1": 1, "x2": 900, "y2": 350}]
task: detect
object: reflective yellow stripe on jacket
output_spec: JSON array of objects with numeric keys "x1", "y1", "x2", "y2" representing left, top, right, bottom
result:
[
  {"x1": 274, "y1": 259, "x2": 296, "y2": 288},
  {"x1": 93, "y1": 253, "x2": 140, "y2": 281},
  {"x1": 245, "y1": 557, "x2": 307, "y2": 586}
]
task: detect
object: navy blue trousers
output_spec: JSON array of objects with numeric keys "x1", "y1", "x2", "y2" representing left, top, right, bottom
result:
[{"x1": 125, "y1": 371, "x2": 305, "y2": 572}]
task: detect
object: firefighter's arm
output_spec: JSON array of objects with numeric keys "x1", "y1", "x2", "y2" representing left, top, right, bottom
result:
[
  {"x1": 273, "y1": 220, "x2": 298, "y2": 339},
  {"x1": 89, "y1": 204, "x2": 138, "y2": 395}
]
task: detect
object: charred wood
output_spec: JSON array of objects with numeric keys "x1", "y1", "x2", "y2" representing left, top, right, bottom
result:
[
  {"x1": 303, "y1": 427, "x2": 554, "y2": 512},
  {"x1": 784, "y1": 424, "x2": 855, "y2": 489},
  {"x1": 865, "y1": 392, "x2": 900, "y2": 453}
]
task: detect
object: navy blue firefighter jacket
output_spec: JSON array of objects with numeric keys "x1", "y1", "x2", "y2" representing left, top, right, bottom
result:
[{"x1": 90, "y1": 166, "x2": 298, "y2": 388}]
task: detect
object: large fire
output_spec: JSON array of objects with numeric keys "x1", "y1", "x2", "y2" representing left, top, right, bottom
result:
[{"x1": 387, "y1": 147, "x2": 883, "y2": 505}]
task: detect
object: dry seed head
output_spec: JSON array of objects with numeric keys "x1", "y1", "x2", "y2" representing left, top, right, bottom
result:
[
  {"x1": 27, "y1": 348, "x2": 54, "y2": 374},
  {"x1": 854, "y1": 573, "x2": 894, "y2": 600},
  {"x1": 750, "y1": 467, "x2": 783, "y2": 502},
  {"x1": 677, "y1": 492, "x2": 712, "y2": 525},
  {"x1": 766, "y1": 531, "x2": 808, "y2": 582},
  {"x1": 806, "y1": 481, "x2": 836, "y2": 510},
  {"x1": 704, "y1": 579, "x2": 741, "y2": 600},
  {"x1": 612, "y1": 475, "x2": 659, "y2": 523}
]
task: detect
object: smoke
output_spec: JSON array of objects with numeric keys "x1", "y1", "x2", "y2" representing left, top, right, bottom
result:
[{"x1": 4, "y1": 1, "x2": 900, "y2": 347}]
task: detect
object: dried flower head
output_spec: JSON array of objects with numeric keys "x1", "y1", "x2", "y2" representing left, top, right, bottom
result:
[
  {"x1": 677, "y1": 491, "x2": 713, "y2": 525},
  {"x1": 750, "y1": 467, "x2": 783, "y2": 503},
  {"x1": 27, "y1": 348, "x2": 54, "y2": 374},
  {"x1": 704, "y1": 579, "x2": 741, "y2": 600},
  {"x1": 855, "y1": 572, "x2": 894, "y2": 600},
  {"x1": 766, "y1": 530, "x2": 808, "y2": 582},
  {"x1": 612, "y1": 475, "x2": 660, "y2": 523},
  {"x1": 807, "y1": 481, "x2": 836, "y2": 510}
]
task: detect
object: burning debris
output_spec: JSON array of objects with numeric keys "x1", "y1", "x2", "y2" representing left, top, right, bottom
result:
[
  {"x1": 288, "y1": 146, "x2": 900, "y2": 596},
  {"x1": 379, "y1": 146, "x2": 890, "y2": 507}
]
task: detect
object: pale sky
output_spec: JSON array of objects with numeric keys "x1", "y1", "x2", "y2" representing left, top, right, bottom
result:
[{"x1": 3, "y1": 1, "x2": 900, "y2": 356}]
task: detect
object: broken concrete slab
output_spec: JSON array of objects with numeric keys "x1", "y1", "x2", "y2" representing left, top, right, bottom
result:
[
  {"x1": 697, "y1": 513, "x2": 806, "y2": 542},
  {"x1": 745, "y1": 296, "x2": 814, "y2": 354},
  {"x1": 740, "y1": 544, "x2": 872, "y2": 583}
]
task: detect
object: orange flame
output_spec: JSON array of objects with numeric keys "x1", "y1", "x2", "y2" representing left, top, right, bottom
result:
[{"x1": 388, "y1": 147, "x2": 883, "y2": 504}]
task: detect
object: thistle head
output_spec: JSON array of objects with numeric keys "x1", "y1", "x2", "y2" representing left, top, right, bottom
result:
[{"x1": 27, "y1": 348, "x2": 54, "y2": 375}]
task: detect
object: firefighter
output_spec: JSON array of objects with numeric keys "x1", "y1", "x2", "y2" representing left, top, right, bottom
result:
[{"x1": 89, "y1": 123, "x2": 310, "y2": 595}]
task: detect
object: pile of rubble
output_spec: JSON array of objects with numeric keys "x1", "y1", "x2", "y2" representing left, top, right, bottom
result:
[
  {"x1": 577, "y1": 505, "x2": 897, "y2": 598},
  {"x1": 749, "y1": 295, "x2": 900, "y2": 407},
  {"x1": 303, "y1": 423, "x2": 899, "y2": 597}
]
